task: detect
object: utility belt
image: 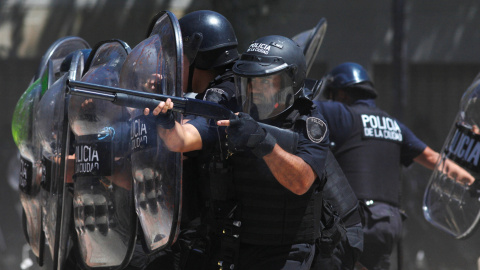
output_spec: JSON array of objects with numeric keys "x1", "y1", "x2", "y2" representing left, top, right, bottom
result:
[
  {"x1": 359, "y1": 199, "x2": 407, "y2": 222},
  {"x1": 360, "y1": 199, "x2": 398, "y2": 209}
]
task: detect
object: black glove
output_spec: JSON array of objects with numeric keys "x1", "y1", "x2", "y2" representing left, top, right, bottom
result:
[
  {"x1": 227, "y1": 112, "x2": 277, "y2": 158},
  {"x1": 155, "y1": 110, "x2": 175, "y2": 129}
]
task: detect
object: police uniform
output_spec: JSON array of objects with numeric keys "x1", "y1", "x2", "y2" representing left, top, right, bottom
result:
[
  {"x1": 141, "y1": 71, "x2": 239, "y2": 270},
  {"x1": 189, "y1": 97, "x2": 329, "y2": 270},
  {"x1": 314, "y1": 98, "x2": 426, "y2": 270}
]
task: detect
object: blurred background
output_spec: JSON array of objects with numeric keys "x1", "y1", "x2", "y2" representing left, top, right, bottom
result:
[{"x1": 1, "y1": 0, "x2": 480, "y2": 269}]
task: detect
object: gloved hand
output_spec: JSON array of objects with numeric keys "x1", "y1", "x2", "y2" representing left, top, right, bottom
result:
[
  {"x1": 144, "y1": 99, "x2": 176, "y2": 129},
  {"x1": 155, "y1": 110, "x2": 175, "y2": 129},
  {"x1": 227, "y1": 112, "x2": 277, "y2": 157}
]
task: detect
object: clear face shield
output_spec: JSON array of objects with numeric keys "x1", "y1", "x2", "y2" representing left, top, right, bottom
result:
[{"x1": 236, "y1": 69, "x2": 296, "y2": 121}]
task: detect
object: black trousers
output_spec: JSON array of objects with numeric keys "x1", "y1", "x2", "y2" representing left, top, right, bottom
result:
[{"x1": 358, "y1": 202, "x2": 402, "y2": 270}]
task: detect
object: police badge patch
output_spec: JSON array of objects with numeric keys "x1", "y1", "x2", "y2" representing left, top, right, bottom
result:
[{"x1": 306, "y1": 117, "x2": 327, "y2": 143}]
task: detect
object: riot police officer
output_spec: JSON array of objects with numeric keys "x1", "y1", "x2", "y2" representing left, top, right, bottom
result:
[
  {"x1": 313, "y1": 62, "x2": 474, "y2": 270},
  {"x1": 176, "y1": 8, "x2": 239, "y2": 225},
  {"x1": 178, "y1": 9, "x2": 240, "y2": 269},
  {"x1": 146, "y1": 35, "x2": 329, "y2": 269},
  {"x1": 142, "y1": 10, "x2": 241, "y2": 270}
]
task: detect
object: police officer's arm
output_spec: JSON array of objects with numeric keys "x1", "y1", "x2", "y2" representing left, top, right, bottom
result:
[
  {"x1": 414, "y1": 146, "x2": 475, "y2": 185},
  {"x1": 144, "y1": 98, "x2": 203, "y2": 152},
  {"x1": 263, "y1": 145, "x2": 318, "y2": 195},
  {"x1": 217, "y1": 117, "x2": 318, "y2": 195}
]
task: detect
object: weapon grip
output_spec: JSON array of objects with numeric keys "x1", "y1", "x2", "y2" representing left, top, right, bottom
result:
[{"x1": 114, "y1": 93, "x2": 161, "y2": 110}]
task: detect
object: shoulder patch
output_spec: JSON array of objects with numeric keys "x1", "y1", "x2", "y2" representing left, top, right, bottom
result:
[{"x1": 306, "y1": 117, "x2": 327, "y2": 143}]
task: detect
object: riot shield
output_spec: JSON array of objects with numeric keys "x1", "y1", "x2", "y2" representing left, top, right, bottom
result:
[
  {"x1": 119, "y1": 10, "x2": 182, "y2": 252},
  {"x1": 423, "y1": 74, "x2": 480, "y2": 239},
  {"x1": 35, "y1": 48, "x2": 91, "y2": 270},
  {"x1": 11, "y1": 36, "x2": 90, "y2": 264},
  {"x1": 35, "y1": 36, "x2": 90, "y2": 81},
  {"x1": 292, "y1": 18, "x2": 327, "y2": 76},
  {"x1": 12, "y1": 67, "x2": 51, "y2": 263},
  {"x1": 68, "y1": 40, "x2": 137, "y2": 269}
]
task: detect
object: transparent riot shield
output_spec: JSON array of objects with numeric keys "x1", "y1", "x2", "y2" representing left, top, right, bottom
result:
[
  {"x1": 292, "y1": 17, "x2": 327, "y2": 76},
  {"x1": 423, "y1": 74, "x2": 480, "y2": 239},
  {"x1": 35, "y1": 49, "x2": 90, "y2": 270},
  {"x1": 35, "y1": 36, "x2": 90, "y2": 81},
  {"x1": 12, "y1": 68, "x2": 51, "y2": 263},
  {"x1": 119, "y1": 10, "x2": 182, "y2": 252},
  {"x1": 68, "y1": 40, "x2": 136, "y2": 269},
  {"x1": 11, "y1": 36, "x2": 90, "y2": 265}
]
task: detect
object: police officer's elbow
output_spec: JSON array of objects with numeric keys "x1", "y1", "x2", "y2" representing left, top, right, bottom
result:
[
  {"x1": 165, "y1": 139, "x2": 200, "y2": 153},
  {"x1": 291, "y1": 181, "x2": 312, "y2": 195},
  {"x1": 292, "y1": 189, "x2": 308, "y2": 196},
  {"x1": 292, "y1": 170, "x2": 317, "y2": 195}
]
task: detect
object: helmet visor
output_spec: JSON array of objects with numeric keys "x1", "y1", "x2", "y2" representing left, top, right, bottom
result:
[{"x1": 236, "y1": 70, "x2": 295, "y2": 121}]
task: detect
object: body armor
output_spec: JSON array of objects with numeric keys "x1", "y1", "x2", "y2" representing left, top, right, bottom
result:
[{"x1": 334, "y1": 103, "x2": 403, "y2": 206}]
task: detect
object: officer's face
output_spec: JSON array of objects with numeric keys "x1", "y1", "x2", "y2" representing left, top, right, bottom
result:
[{"x1": 248, "y1": 75, "x2": 281, "y2": 105}]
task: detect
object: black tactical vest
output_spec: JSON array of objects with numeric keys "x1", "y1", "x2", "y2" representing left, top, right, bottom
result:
[
  {"x1": 322, "y1": 150, "x2": 360, "y2": 226},
  {"x1": 334, "y1": 103, "x2": 403, "y2": 206},
  {"x1": 228, "y1": 103, "x2": 323, "y2": 245}
]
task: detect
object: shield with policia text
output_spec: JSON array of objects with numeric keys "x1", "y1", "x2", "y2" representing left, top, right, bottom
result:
[
  {"x1": 423, "y1": 73, "x2": 480, "y2": 239},
  {"x1": 35, "y1": 47, "x2": 91, "y2": 270},
  {"x1": 118, "y1": 10, "x2": 183, "y2": 252},
  {"x1": 11, "y1": 36, "x2": 89, "y2": 266},
  {"x1": 67, "y1": 39, "x2": 136, "y2": 269}
]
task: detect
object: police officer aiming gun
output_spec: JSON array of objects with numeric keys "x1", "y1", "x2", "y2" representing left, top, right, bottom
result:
[{"x1": 145, "y1": 35, "x2": 329, "y2": 269}]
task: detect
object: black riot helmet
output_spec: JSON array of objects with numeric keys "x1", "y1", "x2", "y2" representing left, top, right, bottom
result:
[
  {"x1": 179, "y1": 10, "x2": 239, "y2": 70},
  {"x1": 323, "y1": 62, "x2": 377, "y2": 99},
  {"x1": 233, "y1": 35, "x2": 307, "y2": 121}
]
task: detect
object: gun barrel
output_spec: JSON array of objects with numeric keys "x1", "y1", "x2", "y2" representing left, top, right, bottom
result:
[
  {"x1": 67, "y1": 79, "x2": 189, "y2": 105},
  {"x1": 66, "y1": 79, "x2": 234, "y2": 120},
  {"x1": 69, "y1": 87, "x2": 116, "y2": 101}
]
